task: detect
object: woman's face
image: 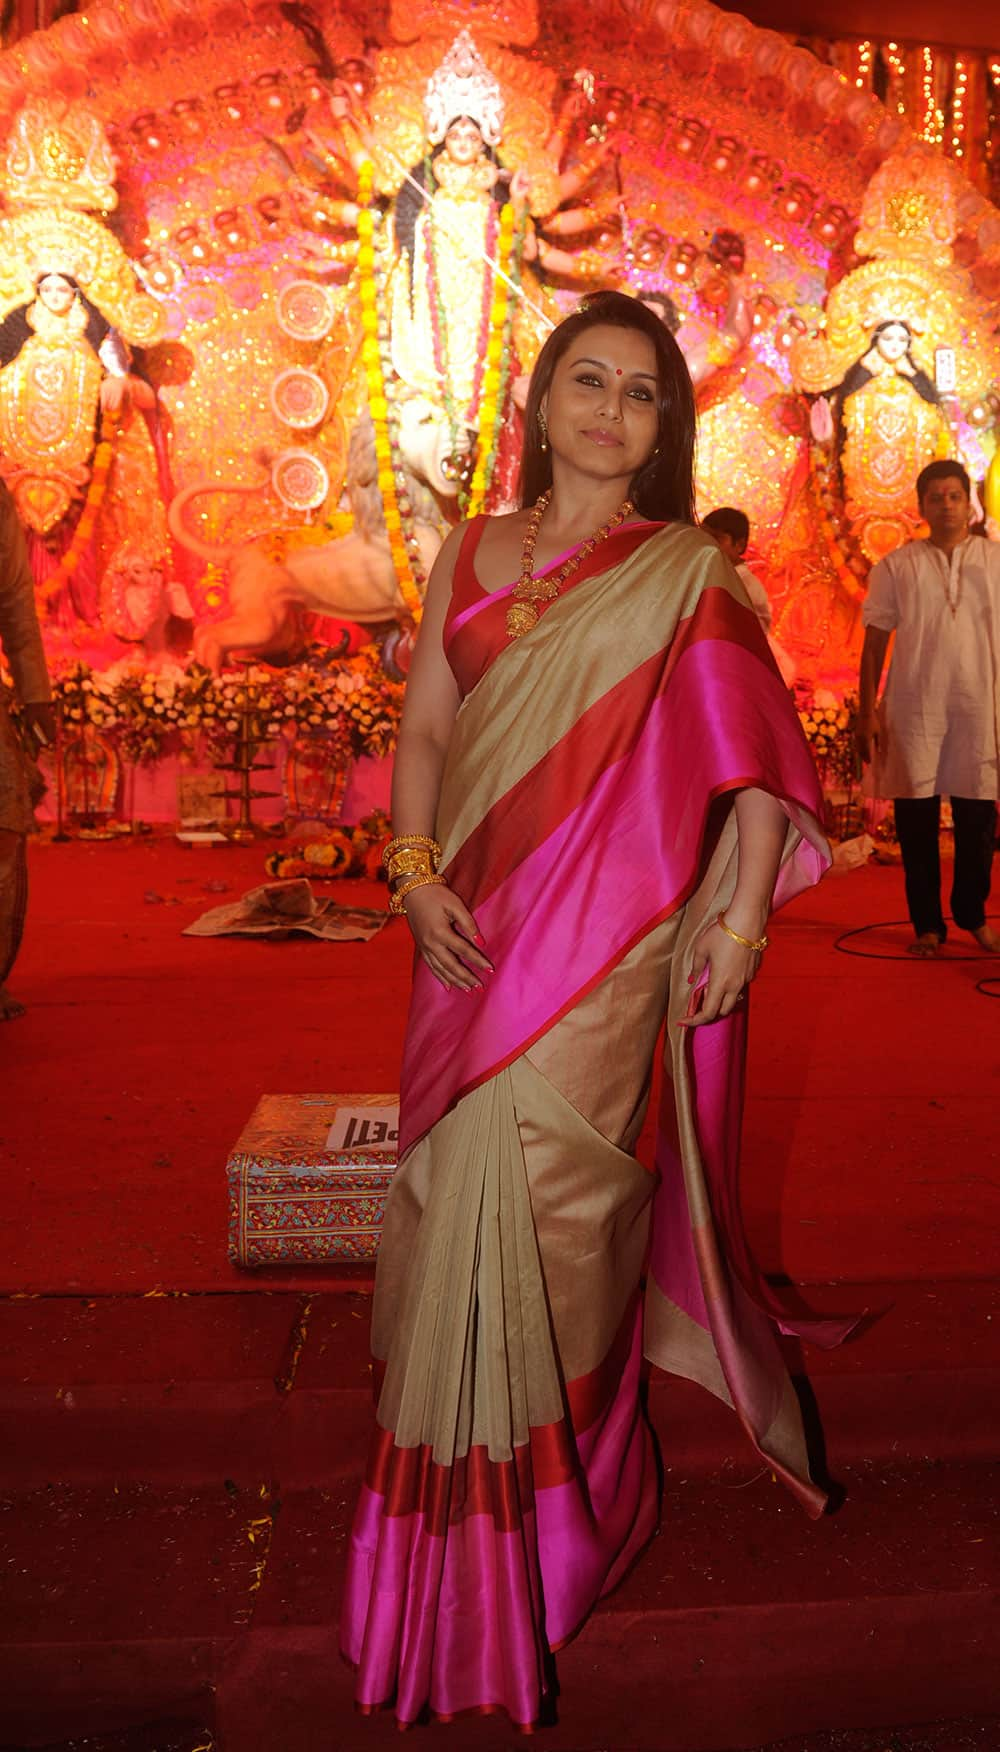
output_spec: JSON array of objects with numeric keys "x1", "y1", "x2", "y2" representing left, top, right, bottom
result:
[
  {"x1": 875, "y1": 323, "x2": 910, "y2": 364},
  {"x1": 37, "y1": 275, "x2": 76, "y2": 316},
  {"x1": 543, "y1": 323, "x2": 659, "y2": 489},
  {"x1": 443, "y1": 117, "x2": 485, "y2": 166}
]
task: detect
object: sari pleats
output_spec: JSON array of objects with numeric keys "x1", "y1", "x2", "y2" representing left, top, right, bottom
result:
[{"x1": 344, "y1": 1033, "x2": 665, "y2": 1724}]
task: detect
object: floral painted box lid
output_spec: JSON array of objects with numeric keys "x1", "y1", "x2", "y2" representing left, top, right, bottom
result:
[{"x1": 227, "y1": 1093, "x2": 398, "y2": 1267}]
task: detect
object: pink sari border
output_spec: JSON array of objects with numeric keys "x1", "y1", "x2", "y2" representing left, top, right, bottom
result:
[{"x1": 342, "y1": 1310, "x2": 656, "y2": 1716}]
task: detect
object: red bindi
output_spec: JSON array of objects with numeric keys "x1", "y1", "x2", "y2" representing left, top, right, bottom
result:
[{"x1": 615, "y1": 368, "x2": 623, "y2": 376}]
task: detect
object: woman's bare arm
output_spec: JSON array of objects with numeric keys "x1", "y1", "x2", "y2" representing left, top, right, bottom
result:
[
  {"x1": 680, "y1": 786, "x2": 788, "y2": 1028},
  {"x1": 389, "y1": 525, "x2": 463, "y2": 836},
  {"x1": 390, "y1": 526, "x2": 493, "y2": 991}
]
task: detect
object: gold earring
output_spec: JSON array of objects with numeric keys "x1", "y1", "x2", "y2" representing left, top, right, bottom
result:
[{"x1": 538, "y1": 410, "x2": 549, "y2": 453}]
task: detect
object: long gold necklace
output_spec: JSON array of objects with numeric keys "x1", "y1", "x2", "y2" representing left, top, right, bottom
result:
[{"x1": 506, "y1": 489, "x2": 635, "y2": 639}]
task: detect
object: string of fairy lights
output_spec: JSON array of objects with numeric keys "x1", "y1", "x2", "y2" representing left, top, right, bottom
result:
[{"x1": 838, "y1": 38, "x2": 998, "y2": 178}]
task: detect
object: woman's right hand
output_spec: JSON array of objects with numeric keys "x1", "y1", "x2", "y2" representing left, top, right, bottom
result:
[{"x1": 401, "y1": 883, "x2": 493, "y2": 991}]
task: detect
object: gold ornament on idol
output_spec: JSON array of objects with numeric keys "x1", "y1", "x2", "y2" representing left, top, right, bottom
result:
[{"x1": 506, "y1": 490, "x2": 635, "y2": 640}]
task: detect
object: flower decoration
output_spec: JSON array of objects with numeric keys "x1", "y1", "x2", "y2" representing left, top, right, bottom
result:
[
  {"x1": 39, "y1": 410, "x2": 119, "y2": 610},
  {"x1": 44, "y1": 648, "x2": 404, "y2": 769},
  {"x1": 798, "y1": 695, "x2": 858, "y2": 788},
  {"x1": 265, "y1": 810, "x2": 393, "y2": 882},
  {"x1": 356, "y1": 161, "x2": 424, "y2": 621},
  {"x1": 466, "y1": 201, "x2": 522, "y2": 518}
]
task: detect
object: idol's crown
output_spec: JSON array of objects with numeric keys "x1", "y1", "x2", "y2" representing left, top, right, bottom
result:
[
  {"x1": 3, "y1": 99, "x2": 118, "y2": 214},
  {"x1": 424, "y1": 31, "x2": 505, "y2": 147}
]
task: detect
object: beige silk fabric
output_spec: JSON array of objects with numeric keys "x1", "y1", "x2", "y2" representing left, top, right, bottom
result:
[
  {"x1": 437, "y1": 524, "x2": 737, "y2": 867},
  {"x1": 372, "y1": 924, "x2": 684, "y2": 1464},
  {"x1": 373, "y1": 1066, "x2": 566, "y2": 1464}
]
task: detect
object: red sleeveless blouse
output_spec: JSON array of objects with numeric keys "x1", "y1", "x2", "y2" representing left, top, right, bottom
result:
[{"x1": 443, "y1": 515, "x2": 668, "y2": 699}]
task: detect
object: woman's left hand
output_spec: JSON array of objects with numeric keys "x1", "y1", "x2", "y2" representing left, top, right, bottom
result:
[{"x1": 678, "y1": 917, "x2": 763, "y2": 1028}]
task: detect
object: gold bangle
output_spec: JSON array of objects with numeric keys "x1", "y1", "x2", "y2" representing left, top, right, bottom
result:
[
  {"x1": 716, "y1": 910, "x2": 768, "y2": 952},
  {"x1": 386, "y1": 848, "x2": 437, "y2": 882},
  {"x1": 382, "y1": 833, "x2": 441, "y2": 872},
  {"x1": 389, "y1": 872, "x2": 446, "y2": 915}
]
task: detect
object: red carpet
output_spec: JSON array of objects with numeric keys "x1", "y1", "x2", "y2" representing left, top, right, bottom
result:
[
  {"x1": 3, "y1": 837, "x2": 998, "y2": 1292},
  {"x1": 1, "y1": 838, "x2": 999, "y2": 1750}
]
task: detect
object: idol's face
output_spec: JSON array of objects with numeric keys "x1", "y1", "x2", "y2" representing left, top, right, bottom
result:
[
  {"x1": 543, "y1": 323, "x2": 659, "y2": 488},
  {"x1": 37, "y1": 274, "x2": 76, "y2": 316},
  {"x1": 443, "y1": 117, "x2": 485, "y2": 165},
  {"x1": 875, "y1": 323, "x2": 911, "y2": 364},
  {"x1": 920, "y1": 475, "x2": 970, "y2": 539}
]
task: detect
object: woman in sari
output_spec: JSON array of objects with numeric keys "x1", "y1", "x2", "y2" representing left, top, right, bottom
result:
[{"x1": 341, "y1": 290, "x2": 851, "y2": 1729}]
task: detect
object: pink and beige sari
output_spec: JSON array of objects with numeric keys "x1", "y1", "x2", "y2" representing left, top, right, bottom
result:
[{"x1": 341, "y1": 517, "x2": 852, "y2": 1728}]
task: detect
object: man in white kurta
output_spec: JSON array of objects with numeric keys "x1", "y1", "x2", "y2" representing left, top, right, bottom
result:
[{"x1": 858, "y1": 461, "x2": 1000, "y2": 955}]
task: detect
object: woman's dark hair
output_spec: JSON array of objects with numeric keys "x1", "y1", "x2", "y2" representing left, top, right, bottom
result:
[
  {"x1": 916, "y1": 458, "x2": 971, "y2": 503},
  {"x1": 518, "y1": 289, "x2": 696, "y2": 523},
  {"x1": 394, "y1": 118, "x2": 505, "y2": 291}
]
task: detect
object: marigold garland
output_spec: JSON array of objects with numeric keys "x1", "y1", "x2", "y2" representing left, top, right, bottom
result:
[
  {"x1": 466, "y1": 203, "x2": 521, "y2": 518},
  {"x1": 356, "y1": 161, "x2": 424, "y2": 622},
  {"x1": 39, "y1": 408, "x2": 120, "y2": 608},
  {"x1": 810, "y1": 446, "x2": 867, "y2": 603}
]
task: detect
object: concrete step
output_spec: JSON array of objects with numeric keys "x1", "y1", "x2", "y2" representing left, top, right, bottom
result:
[{"x1": 2, "y1": 1281, "x2": 998, "y2": 1487}]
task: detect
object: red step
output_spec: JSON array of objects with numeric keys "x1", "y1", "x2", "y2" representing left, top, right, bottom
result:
[
  {"x1": 1, "y1": 1460, "x2": 997, "y2": 1750},
  {"x1": 2, "y1": 1280, "x2": 998, "y2": 1486}
]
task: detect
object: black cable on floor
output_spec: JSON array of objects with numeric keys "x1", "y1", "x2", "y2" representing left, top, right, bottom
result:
[{"x1": 833, "y1": 916, "x2": 1000, "y2": 986}]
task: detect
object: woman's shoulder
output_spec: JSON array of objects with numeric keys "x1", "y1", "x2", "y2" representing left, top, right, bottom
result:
[{"x1": 642, "y1": 521, "x2": 723, "y2": 563}]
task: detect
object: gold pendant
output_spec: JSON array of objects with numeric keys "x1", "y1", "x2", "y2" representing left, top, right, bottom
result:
[{"x1": 506, "y1": 599, "x2": 538, "y2": 638}]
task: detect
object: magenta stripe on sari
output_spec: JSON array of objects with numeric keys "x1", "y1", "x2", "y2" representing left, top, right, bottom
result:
[
  {"x1": 344, "y1": 1304, "x2": 655, "y2": 1722},
  {"x1": 400, "y1": 636, "x2": 825, "y2": 1159}
]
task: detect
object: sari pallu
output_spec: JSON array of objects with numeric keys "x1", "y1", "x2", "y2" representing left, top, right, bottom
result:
[{"x1": 342, "y1": 523, "x2": 855, "y2": 1728}]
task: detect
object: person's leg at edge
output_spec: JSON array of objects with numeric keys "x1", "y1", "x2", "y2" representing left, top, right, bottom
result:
[
  {"x1": 0, "y1": 828, "x2": 28, "y2": 1019},
  {"x1": 950, "y1": 796, "x2": 999, "y2": 952},
  {"x1": 893, "y1": 795, "x2": 946, "y2": 955}
]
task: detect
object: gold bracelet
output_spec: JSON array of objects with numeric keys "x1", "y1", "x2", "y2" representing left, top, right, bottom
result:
[
  {"x1": 389, "y1": 872, "x2": 446, "y2": 916},
  {"x1": 382, "y1": 833, "x2": 441, "y2": 872},
  {"x1": 716, "y1": 910, "x2": 768, "y2": 952},
  {"x1": 386, "y1": 848, "x2": 437, "y2": 883}
]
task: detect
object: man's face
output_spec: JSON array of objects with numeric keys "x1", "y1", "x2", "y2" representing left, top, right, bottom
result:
[{"x1": 920, "y1": 475, "x2": 970, "y2": 541}]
